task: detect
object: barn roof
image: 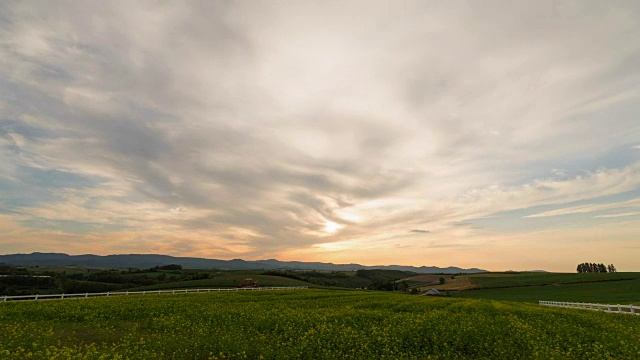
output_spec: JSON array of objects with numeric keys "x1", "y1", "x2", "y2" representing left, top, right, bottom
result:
[{"x1": 423, "y1": 288, "x2": 441, "y2": 296}]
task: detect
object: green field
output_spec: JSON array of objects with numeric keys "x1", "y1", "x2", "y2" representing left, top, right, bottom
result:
[
  {"x1": 456, "y1": 278, "x2": 640, "y2": 304},
  {"x1": 454, "y1": 272, "x2": 640, "y2": 305},
  {"x1": 2, "y1": 266, "x2": 416, "y2": 295},
  {"x1": 464, "y1": 272, "x2": 638, "y2": 288},
  {"x1": 126, "y1": 274, "x2": 314, "y2": 291},
  {"x1": 2, "y1": 289, "x2": 639, "y2": 359}
]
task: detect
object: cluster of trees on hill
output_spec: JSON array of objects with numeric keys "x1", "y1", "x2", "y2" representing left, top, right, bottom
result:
[
  {"x1": 576, "y1": 262, "x2": 616, "y2": 273},
  {"x1": 0, "y1": 265, "x2": 29, "y2": 276}
]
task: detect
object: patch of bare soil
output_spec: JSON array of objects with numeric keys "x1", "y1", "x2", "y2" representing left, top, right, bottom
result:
[{"x1": 433, "y1": 277, "x2": 474, "y2": 290}]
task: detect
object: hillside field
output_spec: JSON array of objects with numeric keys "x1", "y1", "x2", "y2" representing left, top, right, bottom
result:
[
  {"x1": 398, "y1": 271, "x2": 640, "y2": 305},
  {"x1": 125, "y1": 273, "x2": 313, "y2": 291},
  {"x1": 1, "y1": 289, "x2": 639, "y2": 359},
  {"x1": 463, "y1": 272, "x2": 638, "y2": 288},
  {"x1": 451, "y1": 272, "x2": 640, "y2": 305},
  {"x1": 0, "y1": 266, "x2": 419, "y2": 295}
]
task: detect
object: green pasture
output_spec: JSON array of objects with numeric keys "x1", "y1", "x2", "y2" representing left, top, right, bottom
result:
[
  {"x1": 126, "y1": 274, "x2": 314, "y2": 291},
  {"x1": 456, "y1": 276, "x2": 640, "y2": 305},
  {"x1": 463, "y1": 272, "x2": 638, "y2": 288}
]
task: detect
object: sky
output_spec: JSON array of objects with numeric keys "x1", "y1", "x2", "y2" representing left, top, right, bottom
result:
[{"x1": 1, "y1": 1, "x2": 639, "y2": 272}]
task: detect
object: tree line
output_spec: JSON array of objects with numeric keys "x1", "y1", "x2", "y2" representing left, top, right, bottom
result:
[{"x1": 576, "y1": 262, "x2": 616, "y2": 273}]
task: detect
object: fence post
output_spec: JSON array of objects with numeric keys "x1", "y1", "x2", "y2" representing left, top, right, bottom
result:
[
  {"x1": 618, "y1": 304, "x2": 622, "y2": 313},
  {"x1": 607, "y1": 305, "x2": 611, "y2": 312},
  {"x1": 3, "y1": 295, "x2": 6, "y2": 302},
  {"x1": 631, "y1": 305, "x2": 636, "y2": 315},
  {"x1": 35, "y1": 294, "x2": 39, "y2": 300},
  {"x1": 85, "y1": 293, "x2": 89, "y2": 298}
]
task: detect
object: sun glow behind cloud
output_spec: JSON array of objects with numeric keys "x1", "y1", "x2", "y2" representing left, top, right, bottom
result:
[
  {"x1": 1, "y1": 1, "x2": 640, "y2": 271},
  {"x1": 324, "y1": 221, "x2": 342, "y2": 234}
]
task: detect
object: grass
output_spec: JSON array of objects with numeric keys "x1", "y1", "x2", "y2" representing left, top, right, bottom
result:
[
  {"x1": 1, "y1": 289, "x2": 639, "y2": 359},
  {"x1": 463, "y1": 272, "x2": 638, "y2": 288},
  {"x1": 126, "y1": 274, "x2": 314, "y2": 291},
  {"x1": 451, "y1": 272, "x2": 640, "y2": 305},
  {"x1": 456, "y1": 277, "x2": 640, "y2": 304}
]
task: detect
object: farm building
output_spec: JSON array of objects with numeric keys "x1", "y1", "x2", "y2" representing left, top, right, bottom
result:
[{"x1": 422, "y1": 288, "x2": 441, "y2": 296}]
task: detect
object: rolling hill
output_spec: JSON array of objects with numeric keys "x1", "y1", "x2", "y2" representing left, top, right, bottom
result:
[{"x1": 0, "y1": 252, "x2": 486, "y2": 273}]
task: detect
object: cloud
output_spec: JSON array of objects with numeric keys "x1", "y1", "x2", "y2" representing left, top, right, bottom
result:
[
  {"x1": 409, "y1": 229, "x2": 430, "y2": 233},
  {"x1": 1, "y1": 1, "x2": 640, "y2": 270},
  {"x1": 594, "y1": 212, "x2": 640, "y2": 218},
  {"x1": 525, "y1": 197, "x2": 640, "y2": 218}
]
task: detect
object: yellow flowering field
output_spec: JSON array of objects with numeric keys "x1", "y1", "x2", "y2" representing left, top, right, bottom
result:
[{"x1": 1, "y1": 289, "x2": 639, "y2": 359}]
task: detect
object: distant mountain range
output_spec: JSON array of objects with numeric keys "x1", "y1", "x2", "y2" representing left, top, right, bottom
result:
[{"x1": 0, "y1": 252, "x2": 486, "y2": 274}]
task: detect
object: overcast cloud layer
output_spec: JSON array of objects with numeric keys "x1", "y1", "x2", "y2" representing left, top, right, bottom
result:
[{"x1": 1, "y1": 1, "x2": 640, "y2": 271}]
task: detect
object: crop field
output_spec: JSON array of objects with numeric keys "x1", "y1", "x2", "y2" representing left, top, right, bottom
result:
[
  {"x1": 455, "y1": 276, "x2": 640, "y2": 304},
  {"x1": 1, "y1": 289, "x2": 639, "y2": 359},
  {"x1": 452, "y1": 272, "x2": 640, "y2": 305},
  {"x1": 463, "y1": 272, "x2": 639, "y2": 289}
]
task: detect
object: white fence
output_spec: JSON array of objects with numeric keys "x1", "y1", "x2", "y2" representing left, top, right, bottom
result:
[
  {"x1": 540, "y1": 300, "x2": 639, "y2": 315},
  {"x1": 1, "y1": 286, "x2": 309, "y2": 302}
]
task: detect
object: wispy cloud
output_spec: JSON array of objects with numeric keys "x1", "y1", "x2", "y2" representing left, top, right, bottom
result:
[
  {"x1": 1, "y1": 1, "x2": 640, "y2": 270},
  {"x1": 594, "y1": 212, "x2": 640, "y2": 218},
  {"x1": 525, "y1": 197, "x2": 640, "y2": 218}
]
